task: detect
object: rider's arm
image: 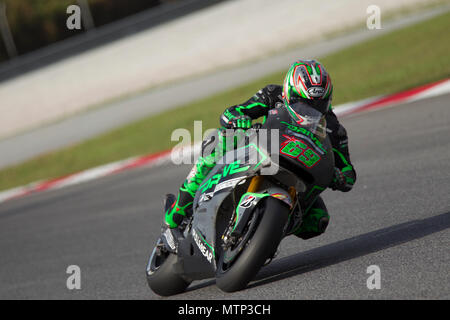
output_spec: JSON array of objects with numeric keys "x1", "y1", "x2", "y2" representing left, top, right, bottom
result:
[
  {"x1": 326, "y1": 108, "x2": 357, "y2": 191},
  {"x1": 220, "y1": 84, "x2": 283, "y2": 128}
]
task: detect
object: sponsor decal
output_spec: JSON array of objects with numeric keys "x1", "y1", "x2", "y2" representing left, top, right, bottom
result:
[
  {"x1": 199, "y1": 178, "x2": 246, "y2": 204},
  {"x1": 270, "y1": 192, "x2": 292, "y2": 206},
  {"x1": 199, "y1": 192, "x2": 214, "y2": 203},
  {"x1": 192, "y1": 229, "x2": 213, "y2": 263},
  {"x1": 307, "y1": 86, "x2": 325, "y2": 98},
  {"x1": 214, "y1": 177, "x2": 246, "y2": 193},
  {"x1": 199, "y1": 160, "x2": 250, "y2": 193},
  {"x1": 239, "y1": 195, "x2": 256, "y2": 208},
  {"x1": 270, "y1": 193, "x2": 287, "y2": 200},
  {"x1": 164, "y1": 228, "x2": 176, "y2": 250}
]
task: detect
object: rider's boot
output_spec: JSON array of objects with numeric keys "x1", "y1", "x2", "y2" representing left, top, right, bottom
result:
[
  {"x1": 164, "y1": 194, "x2": 177, "y2": 213},
  {"x1": 164, "y1": 191, "x2": 194, "y2": 229},
  {"x1": 164, "y1": 155, "x2": 216, "y2": 229},
  {"x1": 293, "y1": 196, "x2": 330, "y2": 240}
]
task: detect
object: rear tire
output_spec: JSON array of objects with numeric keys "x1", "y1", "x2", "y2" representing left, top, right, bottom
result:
[
  {"x1": 215, "y1": 197, "x2": 290, "y2": 292},
  {"x1": 146, "y1": 240, "x2": 191, "y2": 296}
]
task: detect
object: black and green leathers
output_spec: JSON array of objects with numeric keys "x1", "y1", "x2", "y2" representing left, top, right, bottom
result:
[
  {"x1": 165, "y1": 84, "x2": 356, "y2": 238},
  {"x1": 220, "y1": 84, "x2": 356, "y2": 191},
  {"x1": 165, "y1": 153, "x2": 216, "y2": 228},
  {"x1": 293, "y1": 196, "x2": 330, "y2": 239},
  {"x1": 165, "y1": 129, "x2": 244, "y2": 228}
]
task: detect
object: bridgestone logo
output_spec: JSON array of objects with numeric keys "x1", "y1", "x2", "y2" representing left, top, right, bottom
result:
[{"x1": 192, "y1": 229, "x2": 213, "y2": 263}]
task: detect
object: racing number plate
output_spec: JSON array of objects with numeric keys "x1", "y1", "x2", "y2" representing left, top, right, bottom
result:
[{"x1": 280, "y1": 135, "x2": 321, "y2": 168}]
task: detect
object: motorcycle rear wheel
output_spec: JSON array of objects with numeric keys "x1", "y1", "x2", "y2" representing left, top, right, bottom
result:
[{"x1": 146, "y1": 239, "x2": 191, "y2": 296}]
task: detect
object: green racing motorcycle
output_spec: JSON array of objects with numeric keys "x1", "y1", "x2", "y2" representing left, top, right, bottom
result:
[{"x1": 146, "y1": 102, "x2": 334, "y2": 296}]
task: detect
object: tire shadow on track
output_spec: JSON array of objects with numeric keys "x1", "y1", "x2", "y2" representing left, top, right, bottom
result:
[
  {"x1": 247, "y1": 211, "x2": 450, "y2": 289},
  {"x1": 169, "y1": 212, "x2": 450, "y2": 294}
]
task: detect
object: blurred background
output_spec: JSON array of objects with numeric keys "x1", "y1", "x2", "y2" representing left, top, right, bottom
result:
[
  {"x1": 0, "y1": 0, "x2": 448, "y2": 191},
  {"x1": 0, "y1": 0, "x2": 161, "y2": 62}
]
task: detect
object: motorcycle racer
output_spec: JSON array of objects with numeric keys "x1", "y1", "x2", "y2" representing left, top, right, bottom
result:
[{"x1": 164, "y1": 60, "x2": 356, "y2": 240}]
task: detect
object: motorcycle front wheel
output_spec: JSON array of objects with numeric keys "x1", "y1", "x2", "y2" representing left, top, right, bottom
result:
[{"x1": 215, "y1": 197, "x2": 290, "y2": 292}]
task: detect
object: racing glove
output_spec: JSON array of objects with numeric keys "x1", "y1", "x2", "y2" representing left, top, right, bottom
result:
[
  {"x1": 330, "y1": 167, "x2": 355, "y2": 192},
  {"x1": 227, "y1": 115, "x2": 252, "y2": 130}
]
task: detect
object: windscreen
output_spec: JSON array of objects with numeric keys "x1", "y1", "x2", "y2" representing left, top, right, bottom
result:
[{"x1": 285, "y1": 102, "x2": 327, "y2": 139}]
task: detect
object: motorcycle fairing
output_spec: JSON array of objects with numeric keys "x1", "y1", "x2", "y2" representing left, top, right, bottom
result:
[
  {"x1": 190, "y1": 142, "x2": 270, "y2": 265},
  {"x1": 231, "y1": 187, "x2": 292, "y2": 237},
  {"x1": 263, "y1": 106, "x2": 335, "y2": 191}
]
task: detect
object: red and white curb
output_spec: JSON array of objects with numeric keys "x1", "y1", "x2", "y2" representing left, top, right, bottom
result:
[
  {"x1": 0, "y1": 79, "x2": 449, "y2": 204},
  {"x1": 335, "y1": 78, "x2": 450, "y2": 117},
  {"x1": 0, "y1": 150, "x2": 173, "y2": 203}
]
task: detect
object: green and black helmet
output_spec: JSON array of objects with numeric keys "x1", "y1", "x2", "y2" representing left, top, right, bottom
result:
[{"x1": 282, "y1": 60, "x2": 333, "y2": 117}]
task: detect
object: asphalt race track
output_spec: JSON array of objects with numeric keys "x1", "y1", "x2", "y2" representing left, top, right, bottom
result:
[{"x1": 0, "y1": 94, "x2": 449, "y2": 300}]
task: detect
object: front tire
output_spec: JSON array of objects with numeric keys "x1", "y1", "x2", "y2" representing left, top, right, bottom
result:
[{"x1": 215, "y1": 197, "x2": 290, "y2": 292}]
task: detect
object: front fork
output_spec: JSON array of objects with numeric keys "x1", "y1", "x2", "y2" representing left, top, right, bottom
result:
[
  {"x1": 247, "y1": 175, "x2": 305, "y2": 236},
  {"x1": 246, "y1": 175, "x2": 264, "y2": 193},
  {"x1": 225, "y1": 176, "x2": 301, "y2": 241}
]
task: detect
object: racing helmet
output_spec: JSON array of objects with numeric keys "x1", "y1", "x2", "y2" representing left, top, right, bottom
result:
[{"x1": 282, "y1": 60, "x2": 333, "y2": 118}]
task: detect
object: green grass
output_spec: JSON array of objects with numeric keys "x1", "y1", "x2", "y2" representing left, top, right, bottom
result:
[{"x1": 1, "y1": 11, "x2": 449, "y2": 192}]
